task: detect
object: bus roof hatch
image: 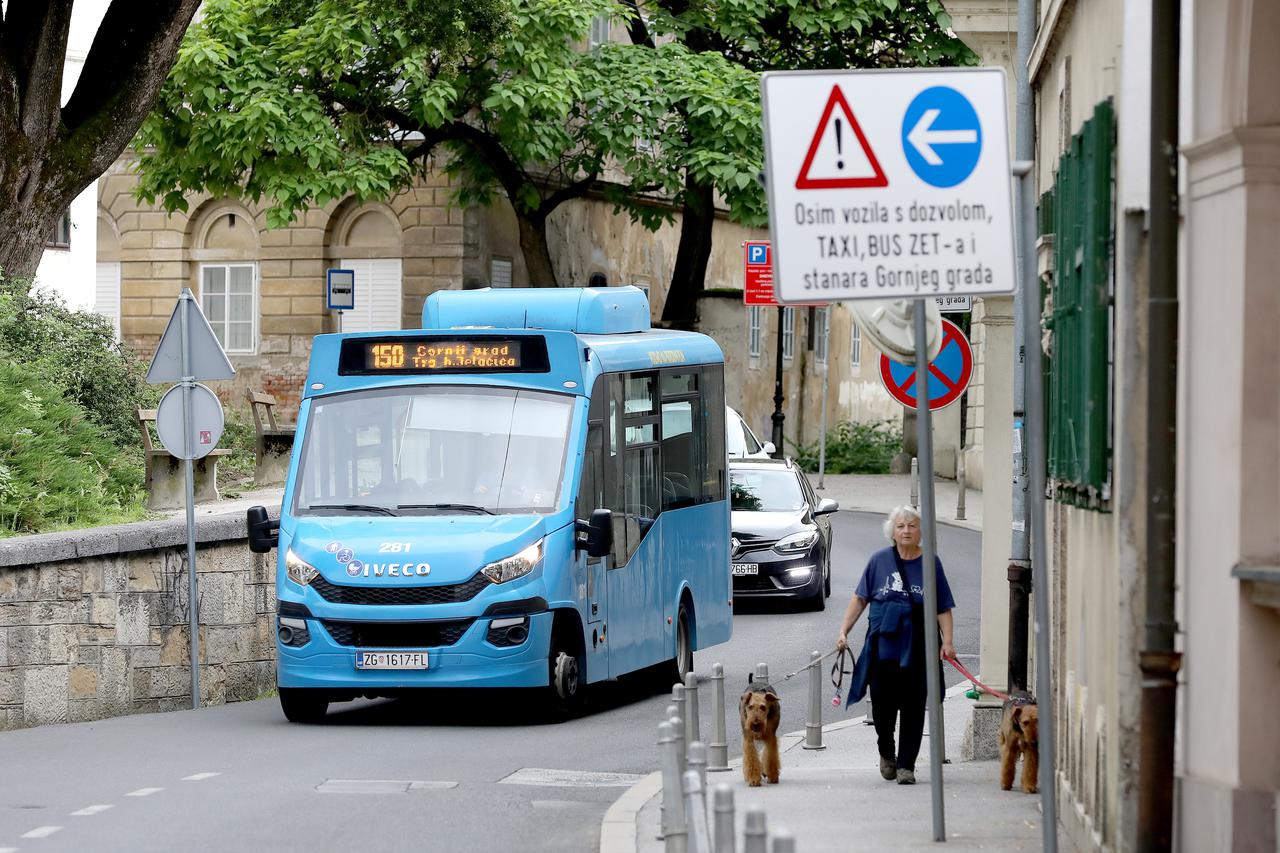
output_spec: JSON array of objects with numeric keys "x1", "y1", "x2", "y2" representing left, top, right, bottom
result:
[{"x1": 422, "y1": 286, "x2": 651, "y2": 335}]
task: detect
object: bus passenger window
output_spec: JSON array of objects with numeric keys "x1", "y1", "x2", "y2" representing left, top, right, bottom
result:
[{"x1": 661, "y1": 400, "x2": 699, "y2": 510}]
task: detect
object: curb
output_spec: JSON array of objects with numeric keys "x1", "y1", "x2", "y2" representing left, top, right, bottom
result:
[{"x1": 598, "y1": 680, "x2": 974, "y2": 852}]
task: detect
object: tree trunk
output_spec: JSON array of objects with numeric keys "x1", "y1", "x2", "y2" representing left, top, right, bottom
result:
[
  {"x1": 0, "y1": 197, "x2": 61, "y2": 280},
  {"x1": 661, "y1": 173, "x2": 716, "y2": 328},
  {"x1": 516, "y1": 212, "x2": 558, "y2": 287}
]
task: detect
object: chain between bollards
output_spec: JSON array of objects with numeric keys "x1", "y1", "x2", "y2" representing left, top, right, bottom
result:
[
  {"x1": 708, "y1": 663, "x2": 729, "y2": 771},
  {"x1": 803, "y1": 649, "x2": 826, "y2": 750}
]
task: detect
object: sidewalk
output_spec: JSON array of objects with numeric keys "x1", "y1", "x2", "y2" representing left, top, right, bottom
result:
[
  {"x1": 603, "y1": 685, "x2": 1054, "y2": 853},
  {"x1": 814, "y1": 472, "x2": 982, "y2": 533},
  {"x1": 157, "y1": 485, "x2": 284, "y2": 522}
]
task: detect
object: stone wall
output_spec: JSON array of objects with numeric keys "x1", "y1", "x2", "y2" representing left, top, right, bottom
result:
[{"x1": 0, "y1": 514, "x2": 275, "y2": 732}]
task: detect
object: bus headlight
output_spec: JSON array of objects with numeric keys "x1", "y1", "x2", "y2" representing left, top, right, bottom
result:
[
  {"x1": 481, "y1": 539, "x2": 544, "y2": 584},
  {"x1": 285, "y1": 549, "x2": 319, "y2": 587},
  {"x1": 774, "y1": 530, "x2": 819, "y2": 554}
]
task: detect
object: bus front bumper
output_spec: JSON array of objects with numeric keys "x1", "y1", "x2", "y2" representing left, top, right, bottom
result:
[{"x1": 276, "y1": 610, "x2": 554, "y2": 690}]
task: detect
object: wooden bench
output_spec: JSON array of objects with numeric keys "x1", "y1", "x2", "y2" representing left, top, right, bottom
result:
[
  {"x1": 247, "y1": 390, "x2": 296, "y2": 487},
  {"x1": 136, "y1": 408, "x2": 231, "y2": 510}
]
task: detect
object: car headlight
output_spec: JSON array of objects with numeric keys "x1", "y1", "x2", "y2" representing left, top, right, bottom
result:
[
  {"x1": 481, "y1": 539, "x2": 544, "y2": 584},
  {"x1": 285, "y1": 549, "x2": 319, "y2": 587},
  {"x1": 774, "y1": 530, "x2": 819, "y2": 554}
]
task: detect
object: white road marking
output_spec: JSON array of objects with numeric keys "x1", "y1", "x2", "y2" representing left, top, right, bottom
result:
[
  {"x1": 315, "y1": 780, "x2": 458, "y2": 794},
  {"x1": 498, "y1": 768, "x2": 646, "y2": 788},
  {"x1": 125, "y1": 788, "x2": 164, "y2": 797},
  {"x1": 21, "y1": 826, "x2": 62, "y2": 839},
  {"x1": 0, "y1": 846, "x2": 19, "y2": 852},
  {"x1": 181, "y1": 773, "x2": 221, "y2": 782},
  {"x1": 71, "y1": 805, "x2": 114, "y2": 816}
]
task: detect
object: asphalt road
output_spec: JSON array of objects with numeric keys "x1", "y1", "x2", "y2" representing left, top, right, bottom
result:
[{"x1": 0, "y1": 511, "x2": 980, "y2": 853}]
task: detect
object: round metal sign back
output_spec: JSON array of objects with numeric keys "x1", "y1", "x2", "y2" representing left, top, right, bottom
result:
[{"x1": 156, "y1": 383, "x2": 225, "y2": 460}]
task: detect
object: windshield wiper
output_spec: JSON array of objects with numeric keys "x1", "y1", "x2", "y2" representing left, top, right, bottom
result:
[
  {"x1": 305, "y1": 503, "x2": 399, "y2": 516},
  {"x1": 397, "y1": 503, "x2": 495, "y2": 515}
]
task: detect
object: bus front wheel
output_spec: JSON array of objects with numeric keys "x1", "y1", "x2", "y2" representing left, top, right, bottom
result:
[
  {"x1": 279, "y1": 688, "x2": 329, "y2": 724},
  {"x1": 548, "y1": 620, "x2": 586, "y2": 718}
]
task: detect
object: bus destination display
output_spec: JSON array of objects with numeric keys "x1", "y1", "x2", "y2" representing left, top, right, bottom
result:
[{"x1": 338, "y1": 336, "x2": 549, "y2": 375}]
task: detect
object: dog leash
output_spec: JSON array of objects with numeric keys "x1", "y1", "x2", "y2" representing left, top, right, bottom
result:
[
  {"x1": 829, "y1": 647, "x2": 856, "y2": 708},
  {"x1": 947, "y1": 656, "x2": 1011, "y2": 701}
]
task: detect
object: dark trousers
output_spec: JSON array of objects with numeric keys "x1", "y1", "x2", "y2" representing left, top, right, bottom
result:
[{"x1": 869, "y1": 657, "x2": 928, "y2": 771}]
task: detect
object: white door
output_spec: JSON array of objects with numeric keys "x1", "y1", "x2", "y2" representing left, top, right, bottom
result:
[
  {"x1": 94, "y1": 261, "x2": 121, "y2": 339},
  {"x1": 339, "y1": 258, "x2": 403, "y2": 333}
]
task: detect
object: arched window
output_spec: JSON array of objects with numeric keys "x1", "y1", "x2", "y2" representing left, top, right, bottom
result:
[
  {"x1": 194, "y1": 205, "x2": 260, "y2": 354},
  {"x1": 331, "y1": 205, "x2": 403, "y2": 333}
]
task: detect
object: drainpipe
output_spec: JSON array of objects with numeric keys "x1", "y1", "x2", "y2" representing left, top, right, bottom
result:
[
  {"x1": 1007, "y1": 0, "x2": 1036, "y2": 696},
  {"x1": 1138, "y1": 0, "x2": 1182, "y2": 849}
]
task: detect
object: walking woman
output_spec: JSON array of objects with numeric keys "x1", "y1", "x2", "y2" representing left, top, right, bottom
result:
[{"x1": 835, "y1": 505, "x2": 956, "y2": 785}]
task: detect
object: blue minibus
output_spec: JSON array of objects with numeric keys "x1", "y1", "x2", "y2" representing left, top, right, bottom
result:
[{"x1": 247, "y1": 286, "x2": 731, "y2": 721}]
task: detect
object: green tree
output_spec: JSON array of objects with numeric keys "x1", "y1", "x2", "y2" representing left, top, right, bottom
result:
[
  {"x1": 622, "y1": 0, "x2": 977, "y2": 326},
  {"x1": 0, "y1": 1, "x2": 203, "y2": 279}
]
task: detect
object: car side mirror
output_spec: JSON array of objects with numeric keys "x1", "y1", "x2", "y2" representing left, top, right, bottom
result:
[
  {"x1": 246, "y1": 505, "x2": 279, "y2": 553},
  {"x1": 815, "y1": 498, "x2": 840, "y2": 515},
  {"x1": 762, "y1": 441, "x2": 777, "y2": 456},
  {"x1": 575, "y1": 508, "x2": 613, "y2": 559}
]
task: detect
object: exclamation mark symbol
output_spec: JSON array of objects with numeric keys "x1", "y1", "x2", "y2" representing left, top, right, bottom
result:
[{"x1": 835, "y1": 117, "x2": 844, "y2": 170}]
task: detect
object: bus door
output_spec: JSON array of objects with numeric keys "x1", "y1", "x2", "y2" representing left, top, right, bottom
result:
[
  {"x1": 576, "y1": 394, "x2": 608, "y2": 647},
  {"x1": 600, "y1": 372, "x2": 665, "y2": 677}
]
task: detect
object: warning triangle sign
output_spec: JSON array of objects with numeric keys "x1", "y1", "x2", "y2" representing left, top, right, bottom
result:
[
  {"x1": 795, "y1": 86, "x2": 888, "y2": 190},
  {"x1": 146, "y1": 288, "x2": 235, "y2": 384}
]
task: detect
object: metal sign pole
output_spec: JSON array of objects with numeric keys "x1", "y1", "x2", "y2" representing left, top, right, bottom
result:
[
  {"x1": 914, "y1": 301, "x2": 945, "y2": 841},
  {"x1": 817, "y1": 358, "x2": 829, "y2": 488},
  {"x1": 179, "y1": 291, "x2": 201, "y2": 710}
]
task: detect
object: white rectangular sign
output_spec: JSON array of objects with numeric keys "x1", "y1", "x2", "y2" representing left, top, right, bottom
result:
[
  {"x1": 935, "y1": 295, "x2": 972, "y2": 312},
  {"x1": 761, "y1": 68, "x2": 1015, "y2": 303}
]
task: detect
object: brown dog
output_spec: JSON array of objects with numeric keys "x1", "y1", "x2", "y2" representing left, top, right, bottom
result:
[
  {"x1": 999, "y1": 694, "x2": 1039, "y2": 793},
  {"x1": 740, "y1": 684, "x2": 781, "y2": 787}
]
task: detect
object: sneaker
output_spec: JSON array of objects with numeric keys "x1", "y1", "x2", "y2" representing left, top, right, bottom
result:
[
  {"x1": 879, "y1": 757, "x2": 897, "y2": 781},
  {"x1": 897, "y1": 769, "x2": 916, "y2": 785}
]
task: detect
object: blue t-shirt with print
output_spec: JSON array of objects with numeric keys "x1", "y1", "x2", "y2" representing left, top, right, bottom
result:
[{"x1": 855, "y1": 546, "x2": 956, "y2": 665}]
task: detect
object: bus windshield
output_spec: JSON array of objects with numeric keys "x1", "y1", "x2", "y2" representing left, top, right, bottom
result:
[{"x1": 293, "y1": 386, "x2": 574, "y2": 516}]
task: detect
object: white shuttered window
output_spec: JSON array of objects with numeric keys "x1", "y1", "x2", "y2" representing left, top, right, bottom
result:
[
  {"x1": 94, "y1": 262, "x2": 121, "y2": 339},
  {"x1": 339, "y1": 259, "x2": 403, "y2": 333}
]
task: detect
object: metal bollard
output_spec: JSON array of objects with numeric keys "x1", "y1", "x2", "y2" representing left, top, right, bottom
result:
[
  {"x1": 687, "y1": 740, "x2": 708, "y2": 799},
  {"x1": 682, "y1": 770, "x2": 712, "y2": 853},
  {"x1": 743, "y1": 806, "x2": 768, "y2": 853},
  {"x1": 753, "y1": 661, "x2": 770, "y2": 685},
  {"x1": 910, "y1": 456, "x2": 919, "y2": 509},
  {"x1": 803, "y1": 650, "x2": 825, "y2": 750},
  {"x1": 708, "y1": 663, "x2": 729, "y2": 771},
  {"x1": 672, "y1": 685, "x2": 687, "y2": 775},
  {"x1": 711, "y1": 784, "x2": 734, "y2": 853},
  {"x1": 771, "y1": 828, "x2": 797, "y2": 853},
  {"x1": 670, "y1": 714, "x2": 687, "y2": 779},
  {"x1": 684, "y1": 672, "x2": 702, "y2": 748},
  {"x1": 659, "y1": 720, "x2": 687, "y2": 852},
  {"x1": 956, "y1": 454, "x2": 967, "y2": 521}
]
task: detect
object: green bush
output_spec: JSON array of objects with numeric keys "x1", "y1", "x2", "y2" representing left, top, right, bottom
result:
[
  {"x1": 217, "y1": 408, "x2": 259, "y2": 493},
  {"x1": 792, "y1": 419, "x2": 902, "y2": 475},
  {"x1": 0, "y1": 362, "x2": 145, "y2": 535},
  {"x1": 0, "y1": 275, "x2": 157, "y2": 448}
]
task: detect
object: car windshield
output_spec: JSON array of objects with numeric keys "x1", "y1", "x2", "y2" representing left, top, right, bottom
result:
[
  {"x1": 730, "y1": 468, "x2": 806, "y2": 512},
  {"x1": 293, "y1": 385, "x2": 574, "y2": 516}
]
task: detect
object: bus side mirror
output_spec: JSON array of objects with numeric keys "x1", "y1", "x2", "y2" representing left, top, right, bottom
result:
[
  {"x1": 575, "y1": 508, "x2": 613, "y2": 559},
  {"x1": 246, "y1": 505, "x2": 279, "y2": 553}
]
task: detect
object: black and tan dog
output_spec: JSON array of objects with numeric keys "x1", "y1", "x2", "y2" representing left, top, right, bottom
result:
[
  {"x1": 740, "y1": 683, "x2": 781, "y2": 787},
  {"x1": 998, "y1": 693, "x2": 1039, "y2": 793}
]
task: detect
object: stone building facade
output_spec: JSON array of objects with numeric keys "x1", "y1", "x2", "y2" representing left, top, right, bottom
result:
[{"x1": 96, "y1": 154, "x2": 962, "y2": 462}]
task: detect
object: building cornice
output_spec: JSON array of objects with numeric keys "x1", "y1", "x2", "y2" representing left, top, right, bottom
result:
[{"x1": 1027, "y1": 0, "x2": 1075, "y2": 84}]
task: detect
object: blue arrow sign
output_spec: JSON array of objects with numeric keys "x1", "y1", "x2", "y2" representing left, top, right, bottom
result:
[{"x1": 901, "y1": 86, "x2": 983, "y2": 188}]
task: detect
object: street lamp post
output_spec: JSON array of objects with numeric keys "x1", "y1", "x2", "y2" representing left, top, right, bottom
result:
[{"x1": 771, "y1": 306, "x2": 785, "y2": 457}]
